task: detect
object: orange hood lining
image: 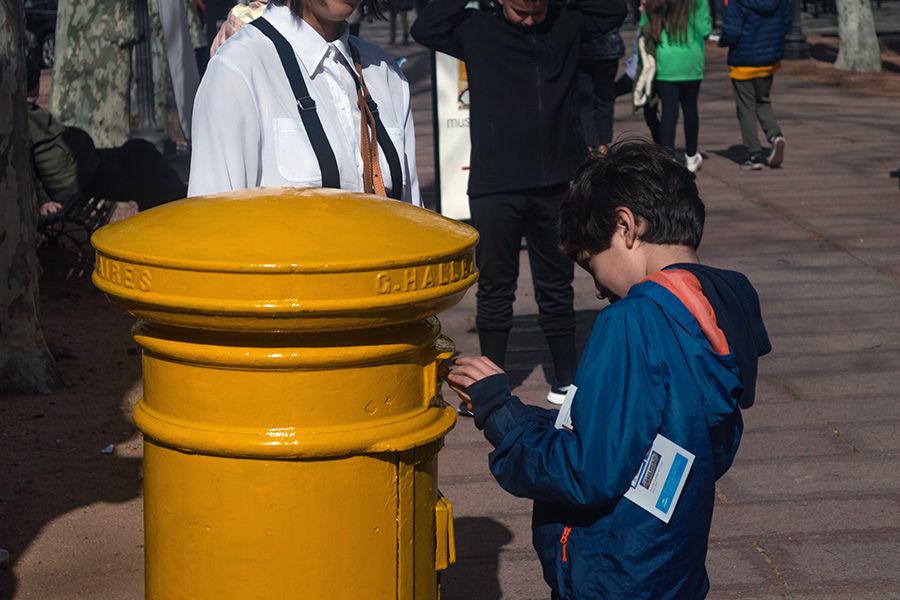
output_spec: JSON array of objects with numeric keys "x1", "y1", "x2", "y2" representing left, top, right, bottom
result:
[{"x1": 642, "y1": 269, "x2": 730, "y2": 356}]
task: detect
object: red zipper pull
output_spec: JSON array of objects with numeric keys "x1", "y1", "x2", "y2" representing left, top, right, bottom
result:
[
  {"x1": 560, "y1": 525, "x2": 572, "y2": 562},
  {"x1": 560, "y1": 507, "x2": 574, "y2": 563}
]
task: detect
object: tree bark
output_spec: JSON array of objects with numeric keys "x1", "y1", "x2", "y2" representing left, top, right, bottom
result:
[
  {"x1": 50, "y1": 0, "x2": 138, "y2": 147},
  {"x1": 834, "y1": 0, "x2": 882, "y2": 73},
  {"x1": 0, "y1": 0, "x2": 63, "y2": 393}
]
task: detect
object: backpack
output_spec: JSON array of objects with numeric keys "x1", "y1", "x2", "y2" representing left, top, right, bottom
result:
[{"x1": 27, "y1": 103, "x2": 101, "y2": 204}]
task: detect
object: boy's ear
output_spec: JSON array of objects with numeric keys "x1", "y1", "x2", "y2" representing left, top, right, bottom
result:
[{"x1": 615, "y1": 207, "x2": 641, "y2": 249}]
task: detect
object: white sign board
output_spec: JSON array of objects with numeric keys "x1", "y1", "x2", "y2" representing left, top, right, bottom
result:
[{"x1": 432, "y1": 51, "x2": 471, "y2": 220}]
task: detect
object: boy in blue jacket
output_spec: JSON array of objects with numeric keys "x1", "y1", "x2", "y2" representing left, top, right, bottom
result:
[
  {"x1": 718, "y1": 0, "x2": 792, "y2": 170},
  {"x1": 446, "y1": 140, "x2": 771, "y2": 599}
]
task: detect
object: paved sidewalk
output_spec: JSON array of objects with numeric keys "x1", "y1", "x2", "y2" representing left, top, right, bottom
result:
[{"x1": 372, "y1": 10, "x2": 900, "y2": 600}]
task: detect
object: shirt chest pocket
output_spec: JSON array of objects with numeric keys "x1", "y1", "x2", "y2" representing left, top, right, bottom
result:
[{"x1": 273, "y1": 118, "x2": 324, "y2": 185}]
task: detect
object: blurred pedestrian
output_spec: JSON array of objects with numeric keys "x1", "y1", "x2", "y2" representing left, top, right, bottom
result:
[
  {"x1": 576, "y1": 23, "x2": 626, "y2": 156},
  {"x1": 412, "y1": 0, "x2": 627, "y2": 407},
  {"x1": 718, "y1": 0, "x2": 791, "y2": 170},
  {"x1": 615, "y1": 20, "x2": 661, "y2": 143},
  {"x1": 210, "y1": 1, "x2": 269, "y2": 56},
  {"x1": 190, "y1": 0, "x2": 421, "y2": 205},
  {"x1": 389, "y1": 0, "x2": 413, "y2": 44},
  {"x1": 347, "y1": 4, "x2": 366, "y2": 36},
  {"x1": 641, "y1": 0, "x2": 710, "y2": 172}
]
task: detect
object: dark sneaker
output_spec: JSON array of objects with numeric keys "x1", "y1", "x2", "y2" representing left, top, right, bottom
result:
[
  {"x1": 740, "y1": 154, "x2": 767, "y2": 170},
  {"x1": 768, "y1": 135, "x2": 786, "y2": 168}
]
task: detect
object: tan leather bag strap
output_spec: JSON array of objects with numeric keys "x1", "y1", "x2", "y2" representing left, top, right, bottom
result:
[{"x1": 350, "y1": 44, "x2": 386, "y2": 197}]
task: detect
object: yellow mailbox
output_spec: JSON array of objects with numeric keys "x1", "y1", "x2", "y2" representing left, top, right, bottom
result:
[{"x1": 92, "y1": 187, "x2": 478, "y2": 600}]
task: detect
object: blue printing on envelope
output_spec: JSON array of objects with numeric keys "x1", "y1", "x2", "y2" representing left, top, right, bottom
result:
[{"x1": 655, "y1": 453, "x2": 689, "y2": 514}]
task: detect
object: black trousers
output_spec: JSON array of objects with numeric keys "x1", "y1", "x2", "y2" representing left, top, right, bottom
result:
[
  {"x1": 657, "y1": 79, "x2": 701, "y2": 157},
  {"x1": 577, "y1": 58, "x2": 619, "y2": 147},
  {"x1": 469, "y1": 185, "x2": 577, "y2": 385},
  {"x1": 86, "y1": 139, "x2": 187, "y2": 210}
]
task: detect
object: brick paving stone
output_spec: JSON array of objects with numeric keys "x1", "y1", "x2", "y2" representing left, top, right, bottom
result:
[
  {"x1": 719, "y1": 455, "x2": 900, "y2": 501},
  {"x1": 746, "y1": 395, "x2": 900, "y2": 428},
  {"x1": 736, "y1": 426, "x2": 856, "y2": 460},
  {"x1": 838, "y1": 422, "x2": 900, "y2": 455},
  {"x1": 711, "y1": 496, "x2": 900, "y2": 539},
  {"x1": 706, "y1": 541, "x2": 785, "y2": 592},
  {"x1": 760, "y1": 534, "x2": 900, "y2": 588}
]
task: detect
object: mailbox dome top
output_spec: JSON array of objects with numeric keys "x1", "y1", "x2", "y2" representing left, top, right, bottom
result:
[
  {"x1": 91, "y1": 188, "x2": 479, "y2": 331},
  {"x1": 92, "y1": 187, "x2": 477, "y2": 273}
]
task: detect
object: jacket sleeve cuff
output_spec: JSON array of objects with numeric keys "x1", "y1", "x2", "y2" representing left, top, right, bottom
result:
[{"x1": 468, "y1": 373, "x2": 514, "y2": 430}]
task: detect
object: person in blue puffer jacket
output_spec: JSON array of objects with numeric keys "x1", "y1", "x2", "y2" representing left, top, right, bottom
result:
[
  {"x1": 446, "y1": 141, "x2": 771, "y2": 599},
  {"x1": 718, "y1": 0, "x2": 792, "y2": 170}
]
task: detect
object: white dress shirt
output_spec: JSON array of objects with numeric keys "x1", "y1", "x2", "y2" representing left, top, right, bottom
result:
[{"x1": 188, "y1": 2, "x2": 421, "y2": 206}]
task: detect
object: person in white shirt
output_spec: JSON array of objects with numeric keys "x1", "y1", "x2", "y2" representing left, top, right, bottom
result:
[{"x1": 188, "y1": 0, "x2": 421, "y2": 206}]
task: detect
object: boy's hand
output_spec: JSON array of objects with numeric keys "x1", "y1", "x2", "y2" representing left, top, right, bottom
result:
[
  {"x1": 442, "y1": 355, "x2": 505, "y2": 413},
  {"x1": 447, "y1": 355, "x2": 504, "y2": 386}
]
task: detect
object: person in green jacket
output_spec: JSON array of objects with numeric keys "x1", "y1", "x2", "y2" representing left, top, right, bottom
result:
[{"x1": 640, "y1": 0, "x2": 710, "y2": 172}]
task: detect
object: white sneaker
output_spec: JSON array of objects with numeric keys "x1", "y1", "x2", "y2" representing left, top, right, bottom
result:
[
  {"x1": 685, "y1": 152, "x2": 703, "y2": 173},
  {"x1": 547, "y1": 384, "x2": 572, "y2": 405}
]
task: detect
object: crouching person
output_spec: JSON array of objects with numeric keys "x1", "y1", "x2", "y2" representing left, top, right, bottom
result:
[{"x1": 445, "y1": 140, "x2": 771, "y2": 599}]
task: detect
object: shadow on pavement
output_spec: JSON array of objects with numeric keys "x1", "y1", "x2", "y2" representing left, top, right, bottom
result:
[
  {"x1": 440, "y1": 516, "x2": 514, "y2": 600},
  {"x1": 504, "y1": 309, "x2": 602, "y2": 391},
  {"x1": 0, "y1": 248, "x2": 144, "y2": 600},
  {"x1": 711, "y1": 144, "x2": 753, "y2": 166}
]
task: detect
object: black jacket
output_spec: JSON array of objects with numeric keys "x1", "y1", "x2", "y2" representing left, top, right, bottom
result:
[{"x1": 412, "y1": 0, "x2": 627, "y2": 196}]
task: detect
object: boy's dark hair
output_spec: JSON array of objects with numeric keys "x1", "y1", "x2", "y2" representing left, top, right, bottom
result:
[{"x1": 558, "y1": 140, "x2": 705, "y2": 257}]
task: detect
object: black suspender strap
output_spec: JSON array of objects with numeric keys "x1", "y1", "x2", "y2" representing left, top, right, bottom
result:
[
  {"x1": 367, "y1": 96, "x2": 404, "y2": 201},
  {"x1": 349, "y1": 43, "x2": 404, "y2": 201},
  {"x1": 251, "y1": 18, "x2": 341, "y2": 190}
]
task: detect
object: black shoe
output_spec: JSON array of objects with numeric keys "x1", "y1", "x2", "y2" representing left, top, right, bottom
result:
[
  {"x1": 768, "y1": 135, "x2": 786, "y2": 168},
  {"x1": 457, "y1": 401, "x2": 474, "y2": 418},
  {"x1": 740, "y1": 154, "x2": 767, "y2": 170}
]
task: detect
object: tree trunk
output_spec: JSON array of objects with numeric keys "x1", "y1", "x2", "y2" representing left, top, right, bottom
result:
[
  {"x1": 50, "y1": 0, "x2": 138, "y2": 147},
  {"x1": 834, "y1": 0, "x2": 882, "y2": 73},
  {"x1": 0, "y1": 0, "x2": 63, "y2": 394}
]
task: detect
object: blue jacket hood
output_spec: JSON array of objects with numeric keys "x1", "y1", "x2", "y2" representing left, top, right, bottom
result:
[
  {"x1": 735, "y1": 0, "x2": 781, "y2": 16},
  {"x1": 666, "y1": 264, "x2": 771, "y2": 408},
  {"x1": 630, "y1": 279, "x2": 741, "y2": 429}
]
